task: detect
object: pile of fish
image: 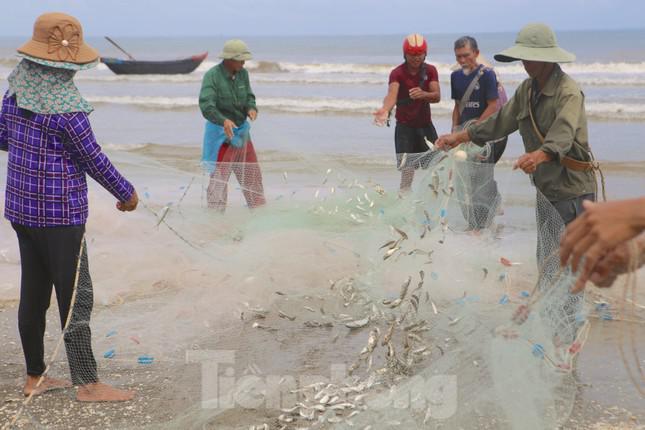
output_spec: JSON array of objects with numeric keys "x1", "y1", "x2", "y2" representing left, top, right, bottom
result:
[{"x1": 243, "y1": 224, "x2": 450, "y2": 429}]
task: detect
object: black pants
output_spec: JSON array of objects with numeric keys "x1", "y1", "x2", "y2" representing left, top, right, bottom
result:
[
  {"x1": 394, "y1": 123, "x2": 438, "y2": 169},
  {"x1": 394, "y1": 123, "x2": 439, "y2": 191},
  {"x1": 12, "y1": 223, "x2": 98, "y2": 385}
]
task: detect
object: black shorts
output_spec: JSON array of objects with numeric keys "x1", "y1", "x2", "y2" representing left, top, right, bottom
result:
[{"x1": 394, "y1": 123, "x2": 438, "y2": 169}]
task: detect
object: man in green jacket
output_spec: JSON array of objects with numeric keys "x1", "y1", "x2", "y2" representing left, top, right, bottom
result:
[
  {"x1": 436, "y1": 23, "x2": 597, "y2": 269},
  {"x1": 199, "y1": 39, "x2": 266, "y2": 210}
]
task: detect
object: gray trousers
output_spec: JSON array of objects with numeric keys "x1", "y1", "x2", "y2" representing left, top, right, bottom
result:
[
  {"x1": 536, "y1": 192, "x2": 595, "y2": 270},
  {"x1": 535, "y1": 193, "x2": 595, "y2": 344}
]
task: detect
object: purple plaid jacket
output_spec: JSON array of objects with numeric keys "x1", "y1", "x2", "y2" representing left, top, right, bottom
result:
[{"x1": 0, "y1": 94, "x2": 134, "y2": 227}]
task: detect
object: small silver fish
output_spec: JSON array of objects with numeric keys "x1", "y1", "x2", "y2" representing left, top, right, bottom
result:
[
  {"x1": 392, "y1": 226, "x2": 409, "y2": 240},
  {"x1": 382, "y1": 321, "x2": 395, "y2": 346},
  {"x1": 345, "y1": 317, "x2": 370, "y2": 329},
  {"x1": 399, "y1": 276, "x2": 412, "y2": 300},
  {"x1": 379, "y1": 240, "x2": 396, "y2": 250},
  {"x1": 383, "y1": 298, "x2": 402, "y2": 308},
  {"x1": 361, "y1": 328, "x2": 379, "y2": 355},
  {"x1": 399, "y1": 152, "x2": 408, "y2": 168},
  {"x1": 383, "y1": 247, "x2": 400, "y2": 260},
  {"x1": 278, "y1": 310, "x2": 296, "y2": 321}
]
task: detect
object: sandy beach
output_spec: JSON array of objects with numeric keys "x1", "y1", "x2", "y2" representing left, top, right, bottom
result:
[
  {"x1": 1, "y1": 25, "x2": 645, "y2": 429},
  {"x1": 0, "y1": 146, "x2": 644, "y2": 429}
]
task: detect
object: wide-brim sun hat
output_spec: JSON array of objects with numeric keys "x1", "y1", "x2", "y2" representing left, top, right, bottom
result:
[
  {"x1": 218, "y1": 39, "x2": 252, "y2": 61},
  {"x1": 17, "y1": 12, "x2": 99, "y2": 70},
  {"x1": 494, "y1": 23, "x2": 575, "y2": 63}
]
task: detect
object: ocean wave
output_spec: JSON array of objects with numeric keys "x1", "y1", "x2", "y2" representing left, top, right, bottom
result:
[
  {"x1": 3, "y1": 71, "x2": 645, "y2": 88},
  {"x1": 84, "y1": 95, "x2": 645, "y2": 120},
  {"x1": 246, "y1": 60, "x2": 645, "y2": 77},
  {"x1": 4, "y1": 57, "x2": 645, "y2": 88},
  {"x1": 87, "y1": 95, "x2": 197, "y2": 109},
  {"x1": 0, "y1": 58, "x2": 18, "y2": 68},
  {"x1": 500, "y1": 77, "x2": 645, "y2": 87},
  {"x1": 252, "y1": 75, "x2": 384, "y2": 85},
  {"x1": 85, "y1": 95, "x2": 384, "y2": 114},
  {"x1": 78, "y1": 73, "x2": 382, "y2": 85},
  {"x1": 101, "y1": 142, "x2": 152, "y2": 151},
  {"x1": 585, "y1": 102, "x2": 645, "y2": 120},
  {"x1": 2, "y1": 57, "x2": 645, "y2": 76}
]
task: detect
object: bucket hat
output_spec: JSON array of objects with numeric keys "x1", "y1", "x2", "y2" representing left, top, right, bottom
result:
[
  {"x1": 218, "y1": 39, "x2": 252, "y2": 61},
  {"x1": 494, "y1": 23, "x2": 575, "y2": 63},
  {"x1": 17, "y1": 12, "x2": 99, "y2": 70}
]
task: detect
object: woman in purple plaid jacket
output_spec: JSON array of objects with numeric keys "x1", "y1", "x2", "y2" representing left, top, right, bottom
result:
[{"x1": 0, "y1": 13, "x2": 138, "y2": 402}]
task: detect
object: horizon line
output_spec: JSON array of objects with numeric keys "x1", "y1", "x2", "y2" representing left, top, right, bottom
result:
[{"x1": 0, "y1": 26, "x2": 644, "y2": 39}]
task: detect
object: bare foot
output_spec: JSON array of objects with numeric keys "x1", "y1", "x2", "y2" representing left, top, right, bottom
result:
[
  {"x1": 76, "y1": 382, "x2": 135, "y2": 402},
  {"x1": 23, "y1": 375, "x2": 72, "y2": 397}
]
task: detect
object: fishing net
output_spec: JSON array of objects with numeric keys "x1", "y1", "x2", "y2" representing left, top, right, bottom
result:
[{"x1": 0, "y1": 144, "x2": 642, "y2": 429}]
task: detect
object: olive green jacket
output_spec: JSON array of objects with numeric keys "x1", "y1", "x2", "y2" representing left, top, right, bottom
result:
[
  {"x1": 199, "y1": 62, "x2": 257, "y2": 127},
  {"x1": 467, "y1": 65, "x2": 595, "y2": 202}
]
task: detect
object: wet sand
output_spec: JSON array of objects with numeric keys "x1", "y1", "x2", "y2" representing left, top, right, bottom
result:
[{"x1": 1, "y1": 286, "x2": 644, "y2": 429}]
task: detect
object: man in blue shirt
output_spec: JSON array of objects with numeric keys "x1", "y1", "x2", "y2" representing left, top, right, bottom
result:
[{"x1": 450, "y1": 36, "x2": 507, "y2": 231}]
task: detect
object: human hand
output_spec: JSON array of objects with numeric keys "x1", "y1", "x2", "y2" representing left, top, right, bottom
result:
[
  {"x1": 435, "y1": 134, "x2": 459, "y2": 151},
  {"x1": 117, "y1": 191, "x2": 138, "y2": 212},
  {"x1": 223, "y1": 119, "x2": 236, "y2": 139},
  {"x1": 568, "y1": 242, "x2": 633, "y2": 293},
  {"x1": 409, "y1": 87, "x2": 426, "y2": 100},
  {"x1": 561, "y1": 199, "x2": 645, "y2": 291},
  {"x1": 589, "y1": 243, "x2": 631, "y2": 289},
  {"x1": 513, "y1": 150, "x2": 551, "y2": 174},
  {"x1": 373, "y1": 108, "x2": 388, "y2": 126},
  {"x1": 248, "y1": 109, "x2": 257, "y2": 121}
]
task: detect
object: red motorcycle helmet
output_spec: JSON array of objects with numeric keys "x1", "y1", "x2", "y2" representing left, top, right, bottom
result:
[{"x1": 403, "y1": 33, "x2": 427, "y2": 56}]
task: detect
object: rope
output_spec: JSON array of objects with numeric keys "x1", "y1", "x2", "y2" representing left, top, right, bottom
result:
[
  {"x1": 618, "y1": 239, "x2": 645, "y2": 396},
  {"x1": 589, "y1": 149, "x2": 607, "y2": 202}
]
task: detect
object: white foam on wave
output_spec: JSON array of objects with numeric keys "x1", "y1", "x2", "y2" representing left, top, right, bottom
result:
[
  {"x1": 75, "y1": 73, "x2": 383, "y2": 85},
  {"x1": 5, "y1": 57, "x2": 643, "y2": 87},
  {"x1": 585, "y1": 101, "x2": 645, "y2": 120},
  {"x1": 84, "y1": 94, "x2": 645, "y2": 120},
  {"x1": 101, "y1": 142, "x2": 151, "y2": 151},
  {"x1": 246, "y1": 60, "x2": 645, "y2": 77},
  {"x1": 79, "y1": 73, "x2": 201, "y2": 83},
  {"x1": 87, "y1": 95, "x2": 196, "y2": 109},
  {"x1": 1, "y1": 70, "x2": 642, "y2": 88}
]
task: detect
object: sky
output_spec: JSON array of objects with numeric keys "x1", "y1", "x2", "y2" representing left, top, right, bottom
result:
[{"x1": 1, "y1": 0, "x2": 644, "y2": 37}]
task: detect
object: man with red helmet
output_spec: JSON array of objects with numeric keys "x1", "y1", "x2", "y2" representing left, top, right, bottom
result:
[{"x1": 374, "y1": 34, "x2": 441, "y2": 192}]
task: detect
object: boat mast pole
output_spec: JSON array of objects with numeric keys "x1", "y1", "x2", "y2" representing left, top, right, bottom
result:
[{"x1": 104, "y1": 36, "x2": 136, "y2": 60}]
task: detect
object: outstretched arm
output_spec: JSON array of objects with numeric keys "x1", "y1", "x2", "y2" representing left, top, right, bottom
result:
[
  {"x1": 63, "y1": 112, "x2": 137, "y2": 211},
  {"x1": 373, "y1": 82, "x2": 400, "y2": 125}
]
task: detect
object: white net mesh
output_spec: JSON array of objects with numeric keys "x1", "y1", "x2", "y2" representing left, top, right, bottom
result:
[{"x1": 0, "y1": 146, "x2": 643, "y2": 429}]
